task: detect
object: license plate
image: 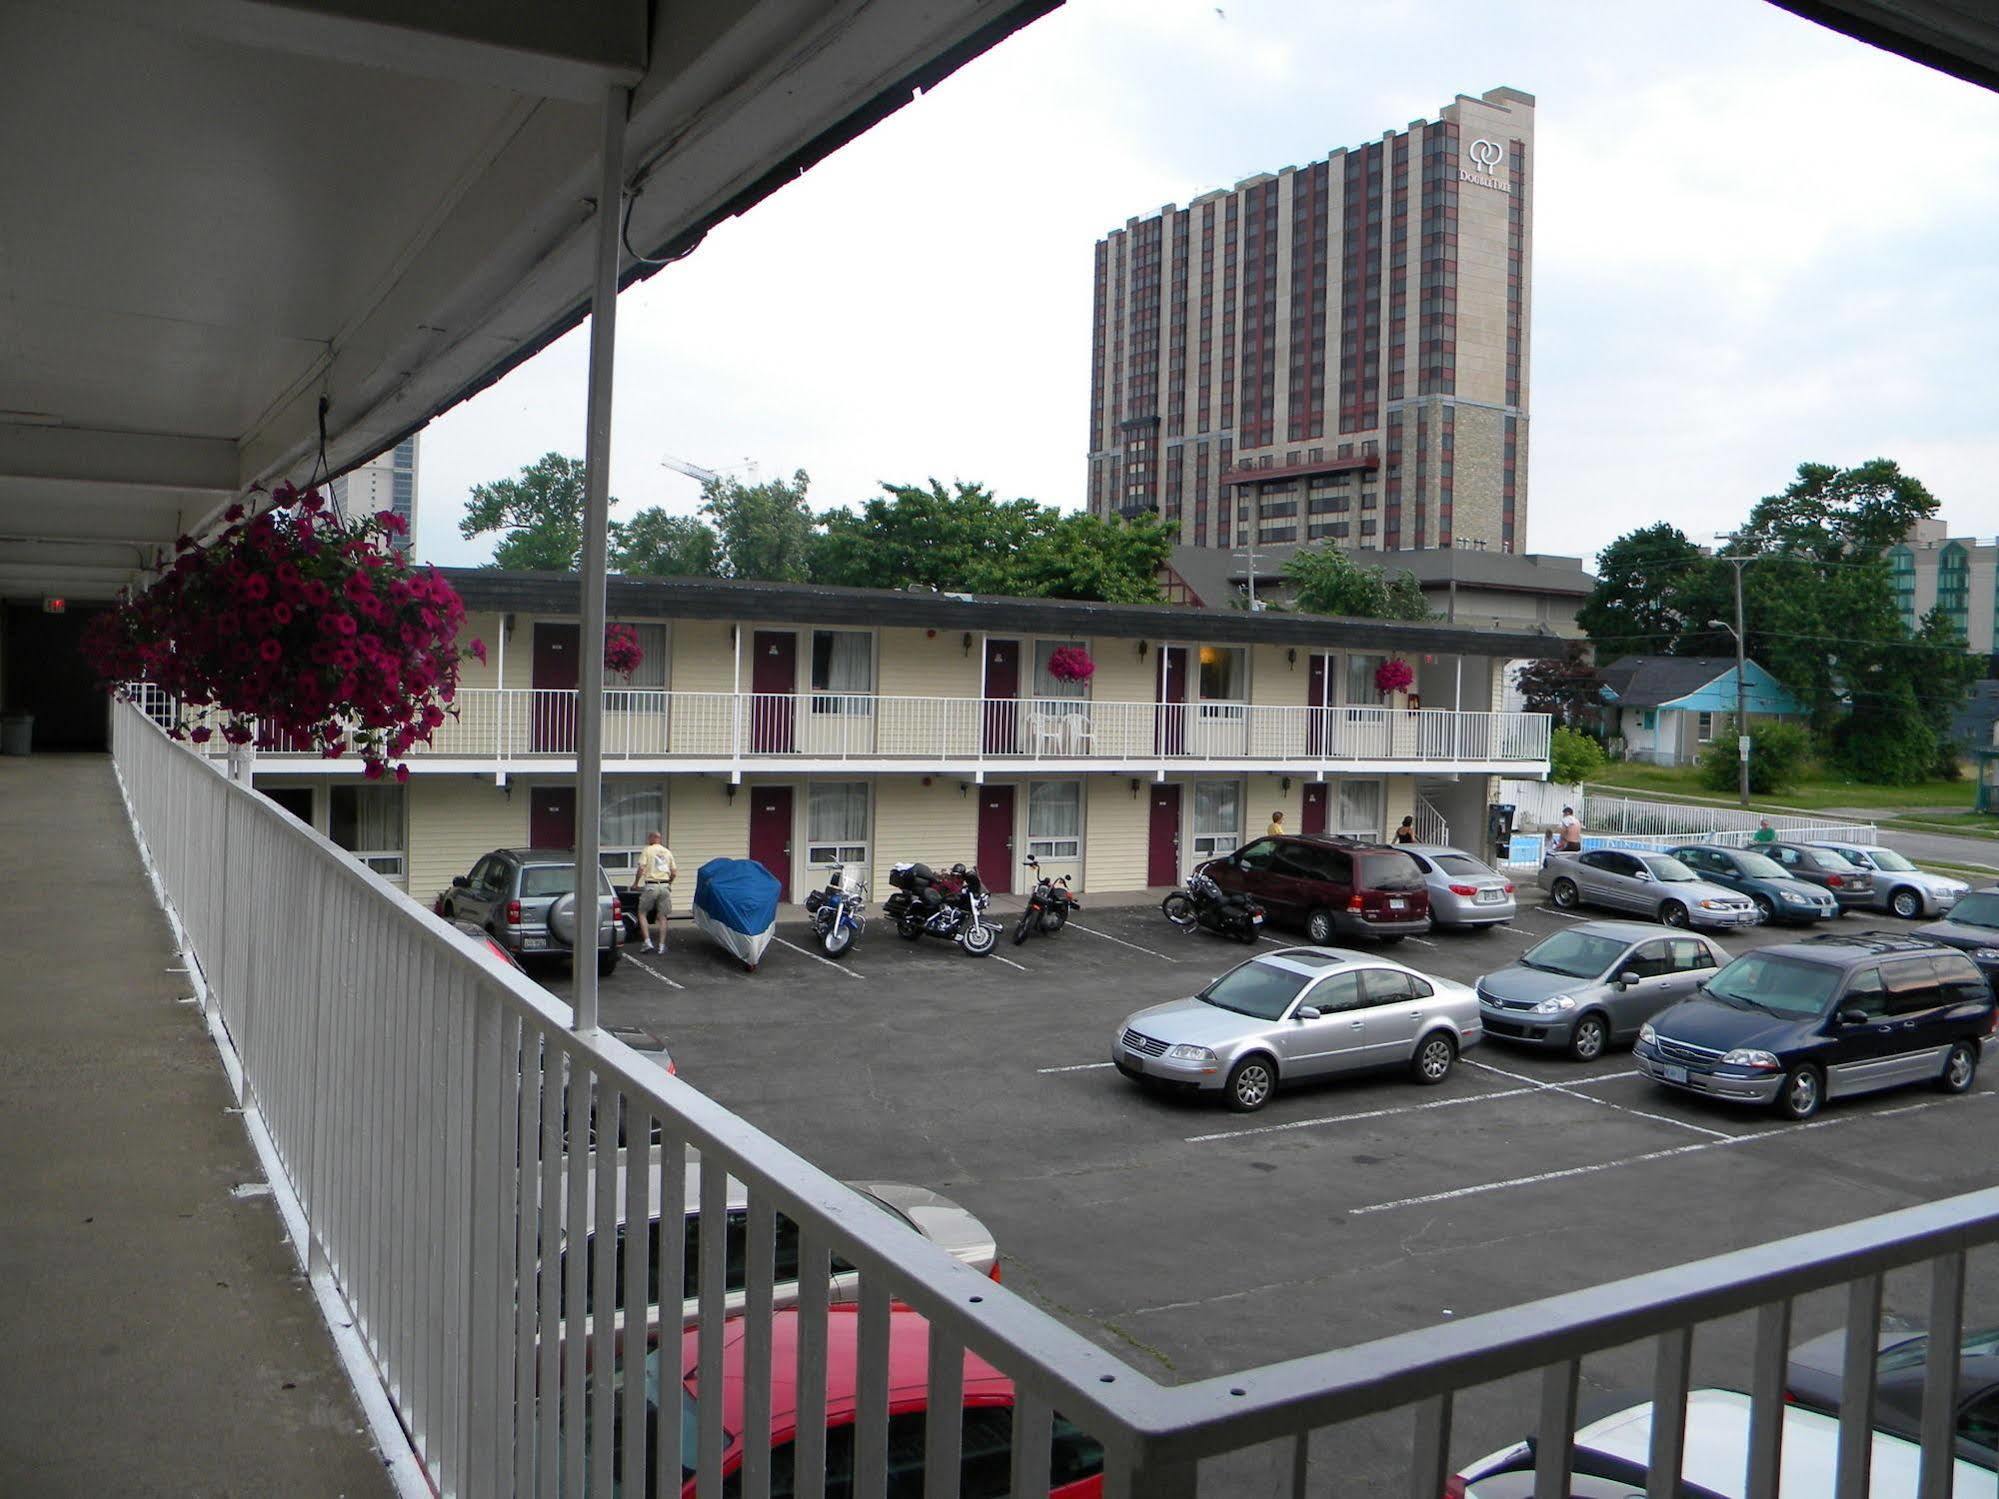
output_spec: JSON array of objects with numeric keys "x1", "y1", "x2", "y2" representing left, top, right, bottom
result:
[
  {"x1": 521, "y1": 938, "x2": 544, "y2": 950},
  {"x1": 1663, "y1": 1064, "x2": 1689, "y2": 1084},
  {"x1": 1476, "y1": 889, "x2": 1503, "y2": 904},
  {"x1": 1250, "y1": 913, "x2": 1264, "y2": 926},
  {"x1": 1388, "y1": 898, "x2": 1406, "y2": 911}
]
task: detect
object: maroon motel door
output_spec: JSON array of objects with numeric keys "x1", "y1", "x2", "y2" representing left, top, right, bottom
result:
[
  {"x1": 531, "y1": 623, "x2": 580, "y2": 752},
  {"x1": 750, "y1": 631, "x2": 797, "y2": 753},
  {"x1": 982, "y1": 639, "x2": 1019, "y2": 754},
  {"x1": 530, "y1": 785, "x2": 576, "y2": 848},
  {"x1": 1147, "y1": 783, "x2": 1183, "y2": 887},
  {"x1": 977, "y1": 785, "x2": 1016, "y2": 893},
  {"x1": 1301, "y1": 783, "x2": 1329, "y2": 836},
  {"x1": 747, "y1": 785, "x2": 794, "y2": 901},
  {"x1": 1154, "y1": 646, "x2": 1188, "y2": 756},
  {"x1": 1307, "y1": 652, "x2": 1331, "y2": 755}
]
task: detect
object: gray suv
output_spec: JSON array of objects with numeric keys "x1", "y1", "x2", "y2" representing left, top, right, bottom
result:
[
  {"x1": 1476, "y1": 920, "x2": 1729, "y2": 1060},
  {"x1": 1540, "y1": 848, "x2": 1758, "y2": 931},
  {"x1": 436, "y1": 847, "x2": 621, "y2": 976}
]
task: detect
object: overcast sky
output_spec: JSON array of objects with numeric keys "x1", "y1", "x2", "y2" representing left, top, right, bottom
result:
[{"x1": 411, "y1": 0, "x2": 1999, "y2": 574}]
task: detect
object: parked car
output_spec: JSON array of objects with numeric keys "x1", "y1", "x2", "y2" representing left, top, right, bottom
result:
[
  {"x1": 1539, "y1": 848, "x2": 1758, "y2": 931},
  {"x1": 1398, "y1": 843, "x2": 1517, "y2": 929},
  {"x1": 1112, "y1": 947, "x2": 1479, "y2": 1111},
  {"x1": 1452, "y1": 1387, "x2": 1989, "y2": 1496},
  {"x1": 1632, "y1": 932, "x2": 1997, "y2": 1120},
  {"x1": 1763, "y1": 841, "x2": 1875, "y2": 914},
  {"x1": 1787, "y1": 1316, "x2": 1999, "y2": 1467},
  {"x1": 1667, "y1": 843, "x2": 1838, "y2": 925},
  {"x1": 1914, "y1": 888, "x2": 1999, "y2": 994},
  {"x1": 602, "y1": 1306, "x2": 1105, "y2": 1497},
  {"x1": 1475, "y1": 920, "x2": 1728, "y2": 1060},
  {"x1": 1809, "y1": 840, "x2": 1970, "y2": 919},
  {"x1": 434, "y1": 847, "x2": 621, "y2": 976},
  {"x1": 1200, "y1": 834, "x2": 1431, "y2": 943},
  {"x1": 449, "y1": 917, "x2": 526, "y2": 971}
]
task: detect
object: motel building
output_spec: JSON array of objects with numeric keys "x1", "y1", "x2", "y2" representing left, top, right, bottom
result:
[{"x1": 186, "y1": 569, "x2": 1561, "y2": 905}]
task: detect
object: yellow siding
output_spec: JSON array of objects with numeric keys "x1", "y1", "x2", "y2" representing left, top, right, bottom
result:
[
  {"x1": 406, "y1": 776, "x2": 526, "y2": 905},
  {"x1": 877, "y1": 627, "x2": 969, "y2": 699},
  {"x1": 670, "y1": 620, "x2": 737, "y2": 695},
  {"x1": 1382, "y1": 775, "x2": 1417, "y2": 840},
  {"x1": 1084, "y1": 776, "x2": 1149, "y2": 892},
  {"x1": 1246, "y1": 774, "x2": 1301, "y2": 838},
  {"x1": 1249, "y1": 645, "x2": 1310, "y2": 707},
  {"x1": 1087, "y1": 637, "x2": 1151, "y2": 701},
  {"x1": 668, "y1": 774, "x2": 750, "y2": 873},
  {"x1": 870, "y1": 777, "x2": 977, "y2": 893},
  {"x1": 458, "y1": 610, "x2": 504, "y2": 691}
]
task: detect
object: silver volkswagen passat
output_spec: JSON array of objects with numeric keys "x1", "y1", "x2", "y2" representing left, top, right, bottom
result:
[
  {"x1": 1476, "y1": 920, "x2": 1730, "y2": 1061},
  {"x1": 1112, "y1": 947, "x2": 1482, "y2": 1112}
]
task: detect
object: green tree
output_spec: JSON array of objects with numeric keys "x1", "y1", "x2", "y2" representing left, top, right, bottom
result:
[
  {"x1": 1512, "y1": 643, "x2": 1604, "y2": 731},
  {"x1": 1013, "y1": 511, "x2": 1173, "y2": 603},
  {"x1": 1575, "y1": 523, "x2": 1709, "y2": 655},
  {"x1": 611, "y1": 509, "x2": 719, "y2": 577},
  {"x1": 1549, "y1": 726, "x2": 1607, "y2": 784},
  {"x1": 1738, "y1": 457, "x2": 1938, "y2": 558},
  {"x1": 812, "y1": 480, "x2": 1048, "y2": 594},
  {"x1": 460, "y1": 453, "x2": 619, "y2": 571},
  {"x1": 702, "y1": 469, "x2": 817, "y2": 582},
  {"x1": 1698, "y1": 716, "x2": 1811, "y2": 795},
  {"x1": 1282, "y1": 545, "x2": 1432, "y2": 620}
]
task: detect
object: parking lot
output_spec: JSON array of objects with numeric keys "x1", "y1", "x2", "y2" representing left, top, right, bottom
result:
[{"x1": 546, "y1": 893, "x2": 1999, "y2": 1489}]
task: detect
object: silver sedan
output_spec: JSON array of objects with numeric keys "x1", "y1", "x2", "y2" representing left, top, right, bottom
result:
[
  {"x1": 1399, "y1": 843, "x2": 1518, "y2": 928},
  {"x1": 1539, "y1": 848, "x2": 1758, "y2": 931},
  {"x1": 1112, "y1": 947, "x2": 1482, "y2": 1112},
  {"x1": 1475, "y1": 920, "x2": 1730, "y2": 1061}
]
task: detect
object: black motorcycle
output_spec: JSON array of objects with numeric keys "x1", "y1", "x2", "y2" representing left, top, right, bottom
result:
[
  {"x1": 1013, "y1": 855, "x2": 1080, "y2": 945},
  {"x1": 1161, "y1": 871, "x2": 1265, "y2": 943},
  {"x1": 882, "y1": 861, "x2": 996, "y2": 957}
]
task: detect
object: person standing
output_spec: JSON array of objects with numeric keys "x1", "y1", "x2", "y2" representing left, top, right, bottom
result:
[
  {"x1": 629, "y1": 831, "x2": 677, "y2": 953},
  {"x1": 1558, "y1": 806, "x2": 1584, "y2": 852},
  {"x1": 1751, "y1": 818, "x2": 1776, "y2": 845},
  {"x1": 1266, "y1": 810, "x2": 1286, "y2": 837},
  {"x1": 1394, "y1": 815, "x2": 1416, "y2": 844}
]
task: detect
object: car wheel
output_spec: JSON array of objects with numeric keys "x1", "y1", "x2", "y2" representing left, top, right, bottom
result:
[
  {"x1": 596, "y1": 949, "x2": 619, "y2": 978},
  {"x1": 1890, "y1": 887, "x2": 1924, "y2": 920},
  {"x1": 1751, "y1": 894, "x2": 1775, "y2": 923},
  {"x1": 1658, "y1": 900, "x2": 1689, "y2": 929},
  {"x1": 960, "y1": 922, "x2": 996, "y2": 956},
  {"x1": 1225, "y1": 1055, "x2": 1276, "y2": 1112},
  {"x1": 1411, "y1": 1032, "x2": 1456, "y2": 1085},
  {"x1": 1939, "y1": 1040, "x2": 1979, "y2": 1094},
  {"x1": 1569, "y1": 1014, "x2": 1609, "y2": 1062},
  {"x1": 1776, "y1": 1064, "x2": 1823, "y2": 1121},
  {"x1": 1551, "y1": 878, "x2": 1580, "y2": 910},
  {"x1": 1161, "y1": 892, "x2": 1197, "y2": 930},
  {"x1": 1305, "y1": 907, "x2": 1336, "y2": 945}
]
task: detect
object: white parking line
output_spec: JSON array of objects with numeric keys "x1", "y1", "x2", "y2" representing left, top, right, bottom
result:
[
  {"x1": 1463, "y1": 1057, "x2": 1723, "y2": 1135},
  {"x1": 1037, "y1": 1061, "x2": 1117, "y2": 1074},
  {"x1": 624, "y1": 955, "x2": 686, "y2": 991},
  {"x1": 1405, "y1": 936, "x2": 1439, "y2": 948},
  {"x1": 1348, "y1": 1092, "x2": 1997, "y2": 1215},
  {"x1": 1530, "y1": 907, "x2": 1585, "y2": 920},
  {"x1": 989, "y1": 953, "x2": 1029, "y2": 972},
  {"x1": 770, "y1": 936, "x2": 864, "y2": 979},
  {"x1": 1258, "y1": 935, "x2": 1291, "y2": 948},
  {"x1": 1186, "y1": 1084, "x2": 1541, "y2": 1143},
  {"x1": 1067, "y1": 923, "x2": 1177, "y2": 962}
]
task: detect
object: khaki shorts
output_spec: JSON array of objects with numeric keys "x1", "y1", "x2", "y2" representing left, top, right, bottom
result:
[{"x1": 635, "y1": 883, "x2": 673, "y2": 918}]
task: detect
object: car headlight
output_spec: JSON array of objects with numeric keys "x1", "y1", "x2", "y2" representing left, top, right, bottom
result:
[
  {"x1": 1781, "y1": 890, "x2": 1807, "y2": 904},
  {"x1": 1721, "y1": 1049, "x2": 1781, "y2": 1071},
  {"x1": 1533, "y1": 995, "x2": 1578, "y2": 1014},
  {"x1": 1698, "y1": 898, "x2": 1730, "y2": 910},
  {"x1": 1166, "y1": 1044, "x2": 1216, "y2": 1062},
  {"x1": 1639, "y1": 1023, "x2": 1657, "y2": 1046}
]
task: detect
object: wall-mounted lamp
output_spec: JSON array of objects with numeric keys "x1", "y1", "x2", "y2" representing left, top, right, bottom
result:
[
  {"x1": 723, "y1": 783, "x2": 737, "y2": 804},
  {"x1": 1130, "y1": 777, "x2": 1141, "y2": 799},
  {"x1": 1281, "y1": 776, "x2": 1292, "y2": 793},
  {"x1": 1136, "y1": 640, "x2": 1149, "y2": 660},
  {"x1": 921, "y1": 775, "x2": 933, "y2": 787},
  {"x1": 926, "y1": 628, "x2": 937, "y2": 639},
  {"x1": 961, "y1": 632, "x2": 974, "y2": 657},
  {"x1": 1286, "y1": 647, "x2": 1297, "y2": 669},
  {"x1": 503, "y1": 612, "x2": 517, "y2": 641},
  {"x1": 959, "y1": 783, "x2": 970, "y2": 798}
]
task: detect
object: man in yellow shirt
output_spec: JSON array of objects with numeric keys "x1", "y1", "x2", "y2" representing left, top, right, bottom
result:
[
  {"x1": 1266, "y1": 811, "x2": 1286, "y2": 837},
  {"x1": 629, "y1": 831, "x2": 677, "y2": 953}
]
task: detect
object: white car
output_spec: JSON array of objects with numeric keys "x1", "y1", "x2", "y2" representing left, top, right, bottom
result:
[
  {"x1": 1808, "y1": 840, "x2": 1970, "y2": 920},
  {"x1": 1454, "y1": 1387, "x2": 1988, "y2": 1495}
]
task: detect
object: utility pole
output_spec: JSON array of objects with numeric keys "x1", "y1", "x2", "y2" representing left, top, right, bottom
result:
[
  {"x1": 1709, "y1": 542, "x2": 1754, "y2": 808},
  {"x1": 1233, "y1": 546, "x2": 1268, "y2": 612}
]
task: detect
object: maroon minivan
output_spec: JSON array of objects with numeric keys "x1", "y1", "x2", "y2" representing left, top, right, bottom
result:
[{"x1": 1200, "y1": 834, "x2": 1432, "y2": 944}]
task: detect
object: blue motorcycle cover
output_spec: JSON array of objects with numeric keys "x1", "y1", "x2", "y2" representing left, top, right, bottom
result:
[{"x1": 692, "y1": 857, "x2": 781, "y2": 969}]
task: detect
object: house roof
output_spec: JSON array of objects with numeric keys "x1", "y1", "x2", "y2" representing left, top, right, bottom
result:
[
  {"x1": 439, "y1": 568, "x2": 1569, "y2": 660},
  {"x1": 1162, "y1": 544, "x2": 1596, "y2": 611},
  {"x1": 1599, "y1": 656, "x2": 1756, "y2": 709}
]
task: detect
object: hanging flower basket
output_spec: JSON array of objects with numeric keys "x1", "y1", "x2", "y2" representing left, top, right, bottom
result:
[
  {"x1": 82, "y1": 482, "x2": 481, "y2": 781},
  {"x1": 604, "y1": 623, "x2": 644, "y2": 678},
  {"x1": 1374, "y1": 658, "x2": 1415, "y2": 698},
  {"x1": 1045, "y1": 645, "x2": 1096, "y2": 683}
]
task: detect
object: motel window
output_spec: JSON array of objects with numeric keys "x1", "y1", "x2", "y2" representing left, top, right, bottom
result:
[
  {"x1": 1696, "y1": 712, "x2": 1714, "y2": 742},
  {"x1": 1032, "y1": 640, "x2": 1091, "y2": 707},
  {"x1": 1335, "y1": 780, "x2": 1384, "y2": 841},
  {"x1": 1198, "y1": 645, "x2": 1246, "y2": 702},
  {"x1": 1345, "y1": 654, "x2": 1385, "y2": 707},
  {"x1": 1192, "y1": 779, "x2": 1242, "y2": 858},
  {"x1": 807, "y1": 782, "x2": 869, "y2": 868},
  {"x1": 606, "y1": 623, "x2": 668, "y2": 711},
  {"x1": 810, "y1": 630, "x2": 872, "y2": 714},
  {"x1": 1028, "y1": 782, "x2": 1082, "y2": 860},
  {"x1": 329, "y1": 785, "x2": 405, "y2": 882},
  {"x1": 600, "y1": 784, "x2": 665, "y2": 875}
]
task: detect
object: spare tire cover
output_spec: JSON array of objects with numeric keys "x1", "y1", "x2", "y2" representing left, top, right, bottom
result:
[{"x1": 547, "y1": 892, "x2": 578, "y2": 947}]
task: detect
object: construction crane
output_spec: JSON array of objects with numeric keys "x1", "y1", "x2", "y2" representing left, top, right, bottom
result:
[{"x1": 660, "y1": 454, "x2": 759, "y2": 486}]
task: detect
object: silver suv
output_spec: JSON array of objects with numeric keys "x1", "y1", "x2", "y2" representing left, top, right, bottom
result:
[{"x1": 436, "y1": 847, "x2": 622, "y2": 976}]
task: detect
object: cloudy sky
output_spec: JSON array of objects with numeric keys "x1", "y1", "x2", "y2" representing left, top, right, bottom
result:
[{"x1": 411, "y1": 0, "x2": 1999, "y2": 573}]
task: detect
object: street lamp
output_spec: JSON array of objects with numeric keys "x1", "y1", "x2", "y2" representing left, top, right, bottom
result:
[{"x1": 1708, "y1": 615, "x2": 1750, "y2": 806}]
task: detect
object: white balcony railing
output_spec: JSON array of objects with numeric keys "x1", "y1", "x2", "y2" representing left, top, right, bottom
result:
[
  {"x1": 146, "y1": 687, "x2": 1553, "y2": 768},
  {"x1": 111, "y1": 699, "x2": 1999, "y2": 1497}
]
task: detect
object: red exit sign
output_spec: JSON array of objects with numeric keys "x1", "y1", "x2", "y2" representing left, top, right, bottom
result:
[{"x1": 42, "y1": 597, "x2": 65, "y2": 614}]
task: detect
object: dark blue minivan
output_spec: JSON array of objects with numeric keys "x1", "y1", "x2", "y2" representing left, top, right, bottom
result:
[{"x1": 1634, "y1": 933, "x2": 1995, "y2": 1120}]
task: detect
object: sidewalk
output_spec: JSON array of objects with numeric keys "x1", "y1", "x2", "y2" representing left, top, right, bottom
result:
[{"x1": 0, "y1": 754, "x2": 391, "y2": 1497}]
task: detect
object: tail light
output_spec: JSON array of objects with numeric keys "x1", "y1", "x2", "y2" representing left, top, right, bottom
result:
[
  {"x1": 1348, "y1": 894, "x2": 1365, "y2": 911},
  {"x1": 1442, "y1": 1478, "x2": 1467, "y2": 1499},
  {"x1": 1503, "y1": 882, "x2": 1516, "y2": 894},
  {"x1": 1827, "y1": 875, "x2": 1844, "y2": 888},
  {"x1": 432, "y1": 897, "x2": 445, "y2": 915},
  {"x1": 988, "y1": 1261, "x2": 1003, "y2": 1284},
  {"x1": 504, "y1": 899, "x2": 522, "y2": 925},
  {"x1": 1448, "y1": 883, "x2": 1479, "y2": 898},
  {"x1": 611, "y1": 898, "x2": 622, "y2": 923}
]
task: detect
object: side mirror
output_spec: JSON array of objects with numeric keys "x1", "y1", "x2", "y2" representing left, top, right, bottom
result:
[
  {"x1": 1618, "y1": 970, "x2": 1641, "y2": 988},
  {"x1": 451, "y1": 875, "x2": 469, "y2": 888},
  {"x1": 1839, "y1": 1009, "x2": 1870, "y2": 1027},
  {"x1": 1295, "y1": 1005, "x2": 1323, "y2": 1021}
]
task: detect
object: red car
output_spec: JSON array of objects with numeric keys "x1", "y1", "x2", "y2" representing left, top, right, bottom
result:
[{"x1": 610, "y1": 1305, "x2": 1105, "y2": 1496}]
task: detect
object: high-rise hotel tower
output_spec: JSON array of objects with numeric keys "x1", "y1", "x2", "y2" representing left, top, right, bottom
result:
[{"x1": 1087, "y1": 87, "x2": 1533, "y2": 555}]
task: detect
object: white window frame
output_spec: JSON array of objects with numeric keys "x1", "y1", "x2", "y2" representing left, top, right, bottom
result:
[
  {"x1": 598, "y1": 782, "x2": 667, "y2": 875},
  {"x1": 806, "y1": 780, "x2": 870, "y2": 868},
  {"x1": 1026, "y1": 780, "x2": 1082, "y2": 860},
  {"x1": 1334, "y1": 779, "x2": 1383, "y2": 841},
  {"x1": 329, "y1": 783, "x2": 406, "y2": 883},
  {"x1": 1695, "y1": 710, "x2": 1714, "y2": 742},
  {"x1": 809, "y1": 629, "x2": 874, "y2": 716},
  {"x1": 1192, "y1": 778, "x2": 1243, "y2": 858}
]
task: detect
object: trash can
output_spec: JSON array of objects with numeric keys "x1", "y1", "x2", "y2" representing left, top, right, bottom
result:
[{"x1": 0, "y1": 714, "x2": 32, "y2": 755}]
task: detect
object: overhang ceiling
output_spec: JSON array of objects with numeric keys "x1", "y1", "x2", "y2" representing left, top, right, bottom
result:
[{"x1": 0, "y1": 0, "x2": 1057, "y2": 599}]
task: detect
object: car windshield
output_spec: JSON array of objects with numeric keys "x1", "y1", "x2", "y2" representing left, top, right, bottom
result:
[
  {"x1": 1878, "y1": 1327, "x2": 1999, "y2": 1375},
  {"x1": 1704, "y1": 953, "x2": 1844, "y2": 1018},
  {"x1": 1855, "y1": 847, "x2": 1915, "y2": 872},
  {"x1": 1807, "y1": 848, "x2": 1864, "y2": 872},
  {"x1": 1639, "y1": 855, "x2": 1699, "y2": 883},
  {"x1": 520, "y1": 865, "x2": 617, "y2": 899},
  {"x1": 1733, "y1": 852, "x2": 1787, "y2": 880},
  {"x1": 1437, "y1": 853, "x2": 1499, "y2": 880},
  {"x1": 1951, "y1": 893, "x2": 1999, "y2": 931},
  {"x1": 1518, "y1": 930, "x2": 1627, "y2": 979},
  {"x1": 1199, "y1": 962, "x2": 1312, "y2": 1020}
]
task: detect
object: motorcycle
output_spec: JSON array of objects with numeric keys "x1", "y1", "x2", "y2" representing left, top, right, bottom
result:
[
  {"x1": 802, "y1": 863, "x2": 867, "y2": 958},
  {"x1": 1161, "y1": 871, "x2": 1265, "y2": 943},
  {"x1": 882, "y1": 861, "x2": 996, "y2": 957},
  {"x1": 1013, "y1": 855, "x2": 1080, "y2": 946}
]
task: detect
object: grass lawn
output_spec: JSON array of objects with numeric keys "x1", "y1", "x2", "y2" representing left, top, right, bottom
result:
[{"x1": 1587, "y1": 762, "x2": 1989, "y2": 817}]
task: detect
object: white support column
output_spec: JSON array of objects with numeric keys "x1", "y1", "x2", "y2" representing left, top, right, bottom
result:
[{"x1": 570, "y1": 84, "x2": 629, "y2": 1037}]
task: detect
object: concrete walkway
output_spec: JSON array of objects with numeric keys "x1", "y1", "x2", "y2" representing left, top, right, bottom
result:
[{"x1": 0, "y1": 754, "x2": 391, "y2": 1497}]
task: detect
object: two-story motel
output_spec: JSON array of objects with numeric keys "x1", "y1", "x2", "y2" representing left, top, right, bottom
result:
[{"x1": 211, "y1": 568, "x2": 1559, "y2": 905}]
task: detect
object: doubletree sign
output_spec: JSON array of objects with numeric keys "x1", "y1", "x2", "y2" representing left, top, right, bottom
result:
[{"x1": 42, "y1": 597, "x2": 65, "y2": 614}]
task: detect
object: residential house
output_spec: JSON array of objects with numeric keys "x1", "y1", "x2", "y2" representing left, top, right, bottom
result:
[{"x1": 1599, "y1": 655, "x2": 1806, "y2": 767}]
